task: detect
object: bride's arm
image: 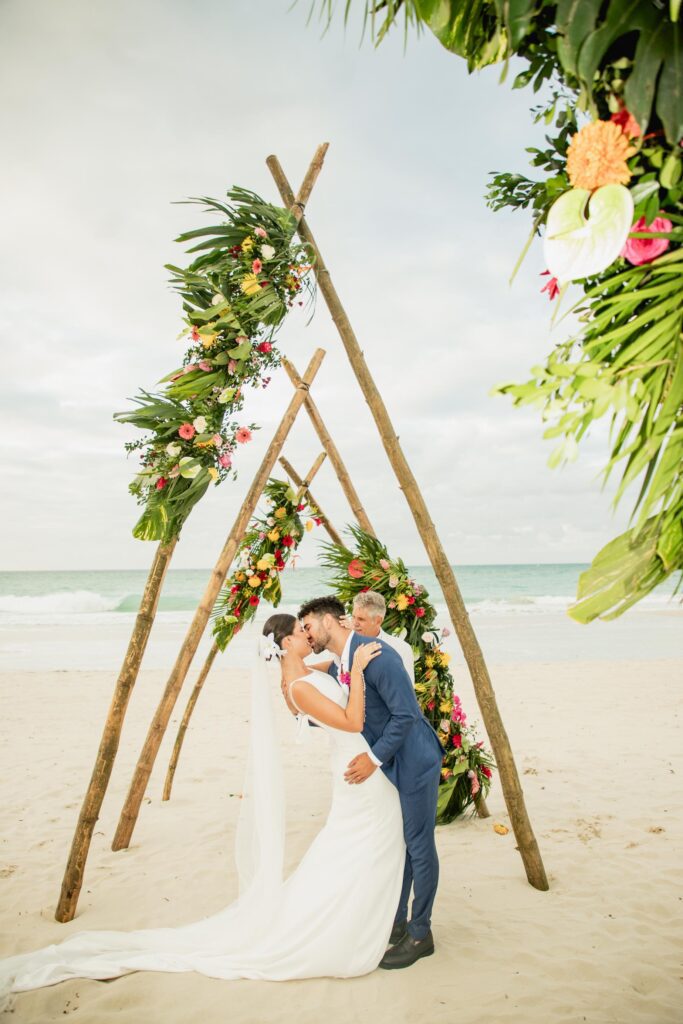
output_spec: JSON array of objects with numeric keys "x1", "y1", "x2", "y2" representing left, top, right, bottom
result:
[{"x1": 290, "y1": 643, "x2": 381, "y2": 732}]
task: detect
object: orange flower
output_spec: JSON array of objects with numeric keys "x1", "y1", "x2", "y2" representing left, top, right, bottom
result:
[{"x1": 566, "y1": 120, "x2": 636, "y2": 191}]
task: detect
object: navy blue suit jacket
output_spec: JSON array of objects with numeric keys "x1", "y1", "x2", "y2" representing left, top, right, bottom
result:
[{"x1": 329, "y1": 633, "x2": 445, "y2": 795}]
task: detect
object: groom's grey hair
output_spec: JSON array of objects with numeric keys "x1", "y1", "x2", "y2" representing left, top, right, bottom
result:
[
  {"x1": 298, "y1": 595, "x2": 346, "y2": 620},
  {"x1": 353, "y1": 591, "x2": 386, "y2": 620}
]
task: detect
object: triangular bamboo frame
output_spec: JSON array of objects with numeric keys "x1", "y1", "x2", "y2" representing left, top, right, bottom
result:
[{"x1": 55, "y1": 145, "x2": 547, "y2": 925}]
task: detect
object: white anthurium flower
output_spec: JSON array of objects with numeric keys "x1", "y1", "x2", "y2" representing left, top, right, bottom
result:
[
  {"x1": 178, "y1": 457, "x2": 201, "y2": 479},
  {"x1": 267, "y1": 517, "x2": 275, "y2": 526},
  {"x1": 544, "y1": 184, "x2": 633, "y2": 284},
  {"x1": 192, "y1": 415, "x2": 208, "y2": 433},
  {"x1": 166, "y1": 442, "x2": 181, "y2": 457},
  {"x1": 421, "y1": 631, "x2": 436, "y2": 645},
  {"x1": 211, "y1": 293, "x2": 224, "y2": 305},
  {"x1": 261, "y1": 244, "x2": 275, "y2": 260}
]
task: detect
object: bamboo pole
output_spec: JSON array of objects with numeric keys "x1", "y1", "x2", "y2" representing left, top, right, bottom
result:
[
  {"x1": 111, "y1": 349, "x2": 326, "y2": 850},
  {"x1": 161, "y1": 641, "x2": 219, "y2": 802},
  {"x1": 161, "y1": 451, "x2": 328, "y2": 803},
  {"x1": 278, "y1": 456, "x2": 343, "y2": 546},
  {"x1": 282, "y1": 358, "x2": 376, "y2": 537},
  {"x1": 268, "y1": 153, "x2": 548, "y2": 891},
  {"x1": 55, "y1": 537, "x2": 178, "y2": 922}
]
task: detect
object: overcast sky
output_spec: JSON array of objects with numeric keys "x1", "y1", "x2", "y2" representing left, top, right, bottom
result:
[{"x1": 0, "y1": 0, "x2": 633, "y2": 571}]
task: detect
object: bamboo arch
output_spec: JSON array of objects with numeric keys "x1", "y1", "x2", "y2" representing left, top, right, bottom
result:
[{"x1": 55, "y1": 143, "x2": 547, "y2": 924}]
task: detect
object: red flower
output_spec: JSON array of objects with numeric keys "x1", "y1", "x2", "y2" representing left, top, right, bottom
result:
[
  {"x1": 621, "y1": 216, "x2": 672, "y2": 266},
  {"x1": 281, "y1": 535, "x2": 294, "y2": 547},
  {"x1": 179, "y1": 423, "x2": 195, "y2": 440},
  {"x1": 407, "y1": 595, "x2": 415, "y2": 605},
  {"x1": 452, "y1": 734, "x2": 462, "y2": 748},
  {"x1": 314, "y1": 517, "x2": 323, "y2": 526},
  {"x1": 155, "y1": 477, "x2": 167, "y2": 490},
  {"x1": 348, "y1": 558, "x2": 365, "y2": 579},
  {"x1": 191, "y1": 326, "x2": 201, "y2": 342},
  {"x1": 610, "y1": 107, "x2": 641, "y2": 140},
  {"x1": 234, "y1": 606, "x2": 241, "y2": 618},
  {"x1": 415, "y1": 607, "x2": 425, "y2": 618},
  {"x1": 481, "y1": 766, "x2": 492, "y2": 779},
  {"x1": 249, "y1": 595, "x2": 260, "y2": 607},
  {"x1": 230, "y1": 585, "x2": 240, "y2": 594},
  {"x1": 297, "y1": 504, "x2": 306, "y2": 511},
  {"x1": 540, "y1": 270, "x2": 560, "y2": 300},
  {"x1": 252, "y1": 258, "x2": 262, "y2": 274},
  {"x1": 360, "y1": 586, "x2": 370, "y2": 593},
  {"x1": 427, "y1": 700, "x2": 436, "y2": 711},
  {"x1": 257, "y1": 341, "x2": 272, "y2": 354}
]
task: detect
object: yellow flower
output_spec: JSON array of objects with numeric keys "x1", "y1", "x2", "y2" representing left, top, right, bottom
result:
[
  {"x1": 240, "y1": 274, "x2": 261, "y2": 296},
  {"x1": 425, "y1": 656, "x2": 435, "y2": 668},
  {"x1": 235, "y1": 572, "x2": 245, "y2": 582},
  {"x1": 439, "y1": 700, "x2": 452, "y2": 715},
  {"x1": 256, "y1": 556, "x2": 274, "y2": 571},
  {"x1": 566, "y1": 120, "x2": 636, "y2": 191},
  {"x1": 207, "y1": 467, "x2": 219, "y2": 483},
  {"x1": 248, "y1": 576, "x2": 261, "y2": 588},
  {"x1": 241, "y1": 236, "x2": 254, "y2": 252},
  {"x1": 268, "y1": 529, "x2": 280, "y2": 543},
  {"x1": 439, "y1": 652, "x2": 451, "y2": 667},
  {"x1": 200, "y1": 332, "x2": 217, "y2": 349},
  {"x1": 274, "y1": 507, "x2": 287, "y2": 520},
  {"x1": 305, "y1": 520, "x2": 314, "y2": 532},
  {"x1": 396, "y1": 594, "x2": 409, "y2": 611},
  {"x1": 414, "y1": 683, "x2": 427, "y2": 694}
]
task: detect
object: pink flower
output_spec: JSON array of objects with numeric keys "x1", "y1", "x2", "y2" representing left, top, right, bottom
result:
[
  {"x1": 155, "y1": 477, "x2": 167, "y2": 490},
  {"x1": 252, "y1": 259, "x2": 262, "y2": 274},
  {"x1": 388, "y1": 601, "x2": 396, "y2": 609},
  {"x1": 468, "y1": 769, "x2": 481, "y2": 797},
  {"x1": 183, "y1": 363, "x2": 199, "y2": 374},
  {"x1": 540, "y1": 270, "x2": 560, "y2": 300},
  {"x1": 228, "y1": 359, "x2": 238, "y2": 374},
  {"x1": 258, "y1": 532, "x2": 266, "y2": 540},
  {"x1": 236, "y1": 427, "x2": 252, "y2": 444},
  {"x1": 379, "y1": 558, "x2": 390, "y2": 571},
  {"x1": 254, "y1": 227, "x2": 267, "y2": 238},
  {"x1": 179, "y1": 423, "x2": 195, "y2": 440},
  {"x1": 415, "y1": 607, "x2": 425, "y2": 618},
  {"x1": 212, "y1": 433, "x2": 222, "y2": 446},
  {"x1": 441, "y1": 627, "x2": 451, "y2": 638},
  {"x1": 198, "y1": 360, "x2": 212, "y2": 372},
  {"x1": 219, "y1": 454, "x2": 232, "y2": 468},
  {"x1": 610, "y1": 107, "x2": 641, "y2": 140},
  {"x1": 621, "y1": 216, "x2": 672, "y2": 266},
  {"x1": 257, "y1": 341, "x2": 272, "y2": 354},
  {"x1": 452, "y1": 734, "x2": 462, "y2": 748},
  {"x1": 169, "y1": 464, "x2": 180, "y2": 478},
  {"x1": 348, "y1": 558, "x2": 365, "y2": 579},
  {"x1": 191, "y1": 326, "x2": 200, "y2": 342}
]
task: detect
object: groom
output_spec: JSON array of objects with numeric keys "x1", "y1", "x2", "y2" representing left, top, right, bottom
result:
[{"x1": 299, "y1": 595, "x2": 445, "y2": 970}]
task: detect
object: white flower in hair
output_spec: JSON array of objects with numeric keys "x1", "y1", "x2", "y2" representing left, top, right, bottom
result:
[{"x1": 259, "y1": 632, "x2": 283, "y2": 662}]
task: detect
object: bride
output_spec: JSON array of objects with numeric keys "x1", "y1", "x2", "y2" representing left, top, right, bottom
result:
[{"x1": 0, "y1": 613, "x2": 405, "y2": 995}]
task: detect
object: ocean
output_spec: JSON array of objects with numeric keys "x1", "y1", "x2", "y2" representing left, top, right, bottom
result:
[{"x1": 0, "y1": 565, "x2": 680, "y2": 670}]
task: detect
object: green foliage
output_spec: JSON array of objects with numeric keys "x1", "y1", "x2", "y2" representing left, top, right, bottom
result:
[{"x1": 114, "y1": 188, "x2": 314, "y2": 543}]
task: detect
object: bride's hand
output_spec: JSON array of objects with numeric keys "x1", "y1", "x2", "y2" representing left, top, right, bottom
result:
[{"x1": 353, "y1": 642, "x2": 382, "y2": 672}]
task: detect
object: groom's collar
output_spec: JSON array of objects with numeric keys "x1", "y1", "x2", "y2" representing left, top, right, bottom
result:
[{"x1": 334, "y1": 630, "x2": 355, "y2": 669}]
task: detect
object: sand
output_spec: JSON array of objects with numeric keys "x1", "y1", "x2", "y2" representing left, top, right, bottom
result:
[{"x1": 1, "y1": 653, "x2": 682, "y2": 1024}]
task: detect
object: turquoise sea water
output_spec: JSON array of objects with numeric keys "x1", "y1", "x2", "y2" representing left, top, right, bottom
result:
[
  {"x1": 0, "y1": 564, "x2": 679, "y2": 623},
  {"x1": 0, "y1": 566, "x2": 679, "y2": 668}
]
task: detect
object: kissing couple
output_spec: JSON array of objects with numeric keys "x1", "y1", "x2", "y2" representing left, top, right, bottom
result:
[{"x1": 0, "y1": 594, "x2": 445, "y2": 997}]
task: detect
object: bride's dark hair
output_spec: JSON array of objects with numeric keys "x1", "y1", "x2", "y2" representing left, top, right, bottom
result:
[{"x1": 263, "y1": 613, "x2": 296, "y2": 651}]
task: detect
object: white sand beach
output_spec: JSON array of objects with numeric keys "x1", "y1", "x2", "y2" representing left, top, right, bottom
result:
[{"x1": 1, "y1": 618, "x2": 681, "y2": 1024}]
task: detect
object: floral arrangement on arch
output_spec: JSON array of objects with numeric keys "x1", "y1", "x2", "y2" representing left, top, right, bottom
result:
[
  {"x1": 114, "y1": 187, "x2": 314, "y2": 543},
  {"x1": 321, "y1": 526, "x2": 495, "y2": 823},
  {"x1": 212, "y1": 477, "x2": 324, "y2": 650}
]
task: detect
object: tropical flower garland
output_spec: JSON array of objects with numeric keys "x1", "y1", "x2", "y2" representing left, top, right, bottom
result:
[
  {"x1": 114, "y1": 188, "x2": 314, "y2": 543},
  {"x1": 212, "y1": 477, "x2": 324, "y2": 650},
  {"x1": 321, "y1": 526, "x2": 495, "y2": 823}
]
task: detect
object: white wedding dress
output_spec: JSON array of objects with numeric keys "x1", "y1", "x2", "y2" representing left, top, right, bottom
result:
[{"x1": 0, "y1": 668, "x2": 405, "y2": 994}]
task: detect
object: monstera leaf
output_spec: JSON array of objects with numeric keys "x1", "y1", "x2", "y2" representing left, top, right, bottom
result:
[
  {"x1": 556, "y1": 0, "x2": 683, "y2": 144},
  {"x1": 544, "y1": 184, "x2": 634, "y2": 282},
  {"x1": 415, "y1": 0, "x2": 507, "y2": 68}
]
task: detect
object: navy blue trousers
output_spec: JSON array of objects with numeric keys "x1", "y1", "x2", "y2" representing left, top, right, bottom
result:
[{"x1": 394, "y1": 764, "x2": 441, "y2": 940}]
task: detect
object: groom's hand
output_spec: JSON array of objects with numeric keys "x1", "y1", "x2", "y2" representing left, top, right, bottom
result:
[{"x1": 344, "y1": 754, "x2": 377, "y2": 785}]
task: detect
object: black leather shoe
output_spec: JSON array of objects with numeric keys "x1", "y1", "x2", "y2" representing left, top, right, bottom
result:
[
  {"x1": 379, "y1": 930, "x2": 434, "y2": 969},
  {"x1": 388, "y1": 921, "x2": 408, "y2": 946}
]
